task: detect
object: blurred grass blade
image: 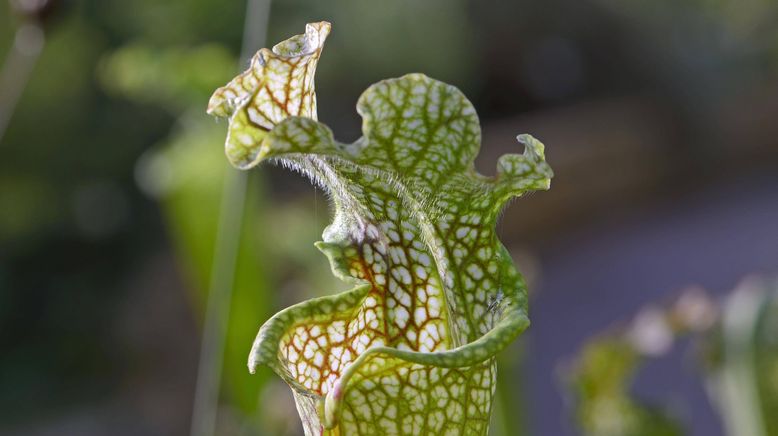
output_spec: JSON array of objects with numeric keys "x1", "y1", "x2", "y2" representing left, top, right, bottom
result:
[
  {"x1": 190, "y1": 167, "x2": 248, "y2": 436},
  {"x1": 190, "y1": 1, "x2": 272, "y2": 435},
  {"x1": 713, "y1": 280, "x2": 768, "y2": 436},
  {"x1": 0, "y1": 23, "x2": 44, "y2": 143}
]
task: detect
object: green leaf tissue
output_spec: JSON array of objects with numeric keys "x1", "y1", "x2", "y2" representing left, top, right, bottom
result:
[{"x1": 207, "y1": 22, "x2": 553, "y2": 435}]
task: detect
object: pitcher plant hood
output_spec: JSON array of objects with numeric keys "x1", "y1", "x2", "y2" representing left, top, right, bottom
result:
[{"x1": 207, "y1": 21, "x2": 553, "y2": 435}]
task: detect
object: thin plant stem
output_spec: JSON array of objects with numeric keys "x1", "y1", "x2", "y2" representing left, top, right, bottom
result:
[
  {"x1": 190, "y1": 168, "x2": 248, "y2": 436},
  {"x1": 189, "y1": 1, "x2": 272, "y2": 435}
]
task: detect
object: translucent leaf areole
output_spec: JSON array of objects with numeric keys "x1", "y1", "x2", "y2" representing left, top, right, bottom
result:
[{"x1": 208, "y1": 22, "x2": 553, "y2": 435}]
